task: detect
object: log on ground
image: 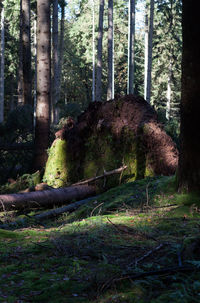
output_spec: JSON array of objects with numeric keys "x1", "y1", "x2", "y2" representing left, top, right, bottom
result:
[{"x1": 0, "y1": 185, "x2": 96, "y2": 211}]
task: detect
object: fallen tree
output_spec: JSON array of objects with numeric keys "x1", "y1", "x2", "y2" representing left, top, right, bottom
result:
[
  {"x1": 0, "y1": 185, "x2": 96, "y2": 211},
  {"x1": 43, "y1": 95, "x2": 178, "y2": 189},
  {"x1": 0, "y1": 166, "x2": 127, "y2": 211}
]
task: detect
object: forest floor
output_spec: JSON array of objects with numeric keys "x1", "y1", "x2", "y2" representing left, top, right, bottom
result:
[{"x1": 0, "y1": 176, "x2": 200, "y2": 303}]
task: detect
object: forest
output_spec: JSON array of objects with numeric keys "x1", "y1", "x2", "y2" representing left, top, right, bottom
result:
[{"x1": 0, "y1": 0, "x2": 200, "y2": 302}]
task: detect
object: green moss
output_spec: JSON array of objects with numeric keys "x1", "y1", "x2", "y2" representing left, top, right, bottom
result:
[
  {"x1": 43, "y1": 139, "x2": 68, "y2": 188},
  {"x1": 0, "y1": 171, "x2": 41, "y2": 194},
  {"x1": 0, "y1": 229, "x2": 22, "y2": 239}
]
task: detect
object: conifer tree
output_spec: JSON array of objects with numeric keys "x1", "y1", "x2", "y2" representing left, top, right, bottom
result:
[
  {"x1": 0, "y1": 2, "x2": 5, "y2": 123},
  {"x1": 34, "y1": 0, "x2": 51, "y2": 170},
  {"x1": 107, "y1": 0, "x2": 114, "y2": 100},
  {"x1": 96, "y1": 0, "x2": 104, "y2": 102}
]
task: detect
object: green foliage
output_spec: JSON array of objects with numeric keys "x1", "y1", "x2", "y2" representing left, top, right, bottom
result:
[
  {"x1": 152, "y1": 0, "x2": 182, "y2": 120},
  {"x1": 0, "y1": 170, "x2": 41, "y2": 194},
  {"x1": 59, "y1": 102, "x2": 82, "y2": 120}
]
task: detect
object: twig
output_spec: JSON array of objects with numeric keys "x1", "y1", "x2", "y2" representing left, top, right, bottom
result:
[
  {"x1": 90, "y1": 202, "x2": 104, "y2": 217},
  {"x1": 133, "y1": 243, "x2": 164, "y2": 267},
  {"x1": 107, "y1": 217, "x2": 158, "y2": 242},
  {"x1": 73, "y1": 165, "x2": 128, "y2": 186},
  {"x1": 100, "y1": 265, "x2": 197, "y2": 293}
]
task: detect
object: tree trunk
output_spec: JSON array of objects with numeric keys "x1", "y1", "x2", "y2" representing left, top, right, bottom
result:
[
  {"x1": 166, "y1": 60, "x2": 172, "y2": 120},
  {"x1": 96, "y1": 0, "x2": 104, "y2": 102},
  {"x1": 52, "y1": 0, "x2": 59, "y2": 123},
  {"x1": 33, "y1": 13, "x2": 37, "y2": 129},
  {"x1": 92, "y1": 0, "x2": 95, "y2": 101},
  {"x1": 107, "y1": 0, "x2": 114, "y2": 101},
  {"x1": 144, "y1": 0, "x2": 154, "y2": 104},
  {"x1": 178, "y1": 0, "x2": 200, "y2": 193},
  {"x1": 0, "y1": 185, "x2": 96, "y2": 211},
  {"x1": 56, "y1": 2, "x2": 65, "y2": 122},
  {"x1": 21, "y1": 0, "x2": 32, "y2": 106},
  {"x1": 18, "y1": 1, "x2": 23, "y2": 105},
  {"x1": 33, "y1": 0, "x2": 51, "y2": 171},
  {"x1": 127, "y1": 0, "x2": 135, "y2": 95},
  {"x1": 0, "y1": 3, "x2": 5, "y2": 123}
]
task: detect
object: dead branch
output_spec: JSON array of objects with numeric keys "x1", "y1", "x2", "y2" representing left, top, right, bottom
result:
[
  {"x1": 100, "y1": 265, "x2": 197, "y2": 293},
  {"x1": 73, "y1": 165, "x2": 127, "y2": 186}
]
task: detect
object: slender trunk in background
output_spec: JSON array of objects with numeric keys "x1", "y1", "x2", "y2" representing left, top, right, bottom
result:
[
  {"x1": 166, "y1": 60, "x2": 172, "y2": 120},
  {"x1": 52, "y1": 0, "x2": 59, "y2": 123},
  {"x1": 144, "y1": 3, "x2": 148, "y2": 100},
  {"x1": 178, "y1": 0, "x2": 200, "y2": 192},
  {"x1": 21, "y1": 0, "x2": 32, "y2": 106},
  {"x1": 34, "y1": 0, "x2": 51, "y2": 171},
  {"x1": 33, "y1": 14, "x2": 37, "y2": 128},
  {"x1": 96, "y1": 0, "x2": 104, "y2": 102},
  {"x1": 18, "y1": 1, "x2": 23, "y2": 105},
  {"x1": 0, "y1": 4, "x2": 4, "y2": 123},
  {"x1": 144, "y1": 0, "x2": 154, "y2": 104},
  {"x1": 127, "y1": 0, "x2": 135, "y2": 95},
  {"x1": 107, "y1": 0, "x2": 114, "y2": 101},
  {"x1": 92, "y1": 0, "x2": 95, "y2": 101},
  {"x1": 57, "y1": 2, "x2": 65, "y2": 120}
]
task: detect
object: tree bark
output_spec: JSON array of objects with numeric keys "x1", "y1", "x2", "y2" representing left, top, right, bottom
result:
[
  {"x1": 0, "y1": 185, "x2": 96, "y2": 211},
  {"x1": 144, "y1": 0, "x2": 154, "y2": 104},
  {"x1": 127, "y1": 0, "x2": 135, "y2": 95},
  {"x1": 52, "y1": 0, "x2": 59, "y2": 123},
  {"x1": 21, "y1": 0, "x2": 32, "y2": 106},
  {"x1": 107, "y1": 0, "x2": 114, "y2": 101},
  {"x1": 92, "y1": 0, "x2": 95, "y2": 101},
  {"x1": 33, "y1": 0, "x2": 51, "y2": 171},
  {"x1": 178, "y1": 0, "x2": 200, "y2": 192},
  {"x1": 0, "y1": 3, "x2": 5, "y2": 123},
  {"x1": 96, "y1": 0, "x2": 104, "y2": 102},
  {"x1": 56, "y1": 1, "x2": 65, "y2": 122}
]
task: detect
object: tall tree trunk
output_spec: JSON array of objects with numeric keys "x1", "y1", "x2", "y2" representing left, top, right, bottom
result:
[
  {"x1": 33, "y1": 13, "x2": 37, "y2": 129},
  {"x1": 178, "y1": 0, "x2": 200, "y2": 193},
  {"x1": 92, "y1": 0, "x2": 95, "y2": 101},
  {"x1": 107, "y1": 0, "x2": 114, "y2": 101},
  {"x1": 18, "y1": 0, "x2": 23, "y2": 105},
  {"x1": 96, "y1": 0, "x2": 104, "y2": 102},
  {"x1": 127, "y1": 0, "x2": 135, "y2": 95},
  {"x1": 52, "y1": 0, "x2": 59, "y2": 123},
  {"x1": 34, "y1": 0, "x2": 51, "y2": 171},
  {"x1": 21, "y1": 0, "x2": 32, "y2": 106},
  {"x1": 0, "y1": 3, "x2": 4, "y2": 123},
  {"x1": 166, "y1": 60, "x2": 172, "y2": 120},
  {"x1": 56, "y1": 2, "x2": 65, "y2": 122},
  {"x1": 144, "y1": 4, "x2": 148, "y2": 101},
  {"x1": 144, "y1": 0, "x2": 154, "y2": 104}
]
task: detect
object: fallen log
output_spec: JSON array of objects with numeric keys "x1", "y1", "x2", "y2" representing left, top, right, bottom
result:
[
  {"x1": 0, "y1": 195, "x2": 98, "y2": 229},
  {"x1": 0, "y1": 166, "x2": 127, "y2": 211},
  {"x1": 34, "y1": 195, "x2": 98, "y2": 221},
  {"x1": 0, "y1": 185, "x2": 96, "y2": 211}
]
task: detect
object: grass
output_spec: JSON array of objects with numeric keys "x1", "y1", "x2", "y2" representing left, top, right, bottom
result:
[{"x1": 0, "y1": 176, "x2": 200, "y2": 302}]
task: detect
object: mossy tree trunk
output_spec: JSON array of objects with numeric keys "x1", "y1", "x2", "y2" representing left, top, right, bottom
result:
[{"x1": 178, "y1": 0, "x2": 200, "y2": 192}]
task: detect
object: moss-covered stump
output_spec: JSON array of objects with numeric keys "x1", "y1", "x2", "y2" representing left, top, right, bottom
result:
[
  {"x1": 43, "y1": 139, "x2": 68, "y2": 188},
  {"x1": 43, "y1": 95, "x2": 178, "y2": 189}
]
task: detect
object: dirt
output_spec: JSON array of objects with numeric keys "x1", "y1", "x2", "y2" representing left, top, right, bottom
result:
[{"x1": 51, "y1": 95, "x2": 178, "y2": 186}]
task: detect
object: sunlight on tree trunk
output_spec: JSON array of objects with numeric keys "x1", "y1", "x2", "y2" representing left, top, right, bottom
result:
[
  {"x1": 34, "y1": 0, "x2": 51, "y2": 171},
  {"x1": 127, "y1": 0, "x2": 135, "y2": 95}
]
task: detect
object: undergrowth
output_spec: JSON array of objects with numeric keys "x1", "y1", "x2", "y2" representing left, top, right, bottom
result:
[{"x1": 0, "y1": 176, "x2": 200, "y2": 302}]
